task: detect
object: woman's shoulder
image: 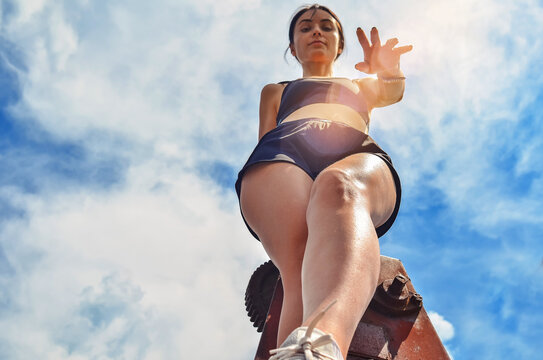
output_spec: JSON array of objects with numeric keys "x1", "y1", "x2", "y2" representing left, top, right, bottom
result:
[
  {"x1": 262, "y1": 81, "x2": 290, "y2": 90},
  {"x1": 260, "y1": 82, "x2": 289, "y2": 99}
]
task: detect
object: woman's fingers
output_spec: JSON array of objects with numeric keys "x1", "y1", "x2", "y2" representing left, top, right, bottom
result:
[
  {"x1": 384, "y1": 38, "x2": 399, "y2": 49},
  {"x1": 356, "y1": 27, "x2": 370, "y2": 51},
  {"x1": 370, "y1": 27, "x2": 381, "y2": 47},
  {"x1": 393, "y1": 44, "x2": 414, "y2": 55},
  {"x1": 355, "y1": 61, "x2": 370, "y2": 73},
  {"x1": 356, "y1": 27, "x2": 413, "y2": 73}
]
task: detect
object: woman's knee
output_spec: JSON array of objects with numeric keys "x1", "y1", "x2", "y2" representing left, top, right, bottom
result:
[
  {"x1": 308, "y1": 162, "x2": 396, "y2": 227},
  {"x1": 309, "y1": 168, "x2": 370, "y2": 209}
]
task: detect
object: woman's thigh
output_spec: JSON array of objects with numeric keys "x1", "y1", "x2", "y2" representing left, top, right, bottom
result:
[
  {"x1": 312, "y1": 153, "x2": 397, "y2": 229},
  {"x1": 240, "y1": 162, "x2": 313, "y2": 272}
]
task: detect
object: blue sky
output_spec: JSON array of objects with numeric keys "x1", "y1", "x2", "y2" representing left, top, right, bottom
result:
[{"x1": 0, "y1": 0, "x2": 542, "y2": 358}]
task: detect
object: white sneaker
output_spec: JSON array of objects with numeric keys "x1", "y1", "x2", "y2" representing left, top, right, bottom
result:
[{"x1": 269, "y1": 301, "x2": 344, "y2": 360}]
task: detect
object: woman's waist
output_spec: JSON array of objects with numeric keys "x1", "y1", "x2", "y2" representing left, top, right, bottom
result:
[
  {"x1": 278, "y1": 103, "x2": 369, "y2": 133},
  {"x1": 275, "y1": 117, "x2": 368, "y2": 136}
]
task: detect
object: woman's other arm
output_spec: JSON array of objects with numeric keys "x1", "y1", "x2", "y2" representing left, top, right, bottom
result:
[
  {"x1": 357, "y1": 65, "x2": 405, "y2": 109},
  {"x1": 354, "y1": 27, "x2": 411, "y2": 110},
  {"x1": 258, "y1": 83, "x2": 284, "y2": 140}
]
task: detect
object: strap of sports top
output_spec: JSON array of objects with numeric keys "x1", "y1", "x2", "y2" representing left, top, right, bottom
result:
[{"x1": 275, "y1": 81, "x2": 292, "y2": 125}]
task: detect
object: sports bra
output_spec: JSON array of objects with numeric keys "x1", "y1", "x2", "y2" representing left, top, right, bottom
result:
[{"x1": 276, "y1": 78, "x2": 369, "y2": 125}]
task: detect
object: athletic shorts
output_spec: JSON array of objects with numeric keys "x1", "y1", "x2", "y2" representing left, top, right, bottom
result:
[{"x1": 235, "y1": 118, "x2": 401, "y2": 240}]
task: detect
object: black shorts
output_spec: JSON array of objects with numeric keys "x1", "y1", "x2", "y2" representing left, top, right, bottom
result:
[{"x1": 235, "y1": 118, "x2": 401, "y2": 240}]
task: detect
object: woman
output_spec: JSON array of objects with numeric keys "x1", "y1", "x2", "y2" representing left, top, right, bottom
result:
[{"x1": 235, "y1": 4, "x2": 412, "y2": 360}]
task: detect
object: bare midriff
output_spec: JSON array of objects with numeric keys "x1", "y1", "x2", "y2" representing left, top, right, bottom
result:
[{"x1": 280, "y1": 103, "x2": 369, "y2": 133}]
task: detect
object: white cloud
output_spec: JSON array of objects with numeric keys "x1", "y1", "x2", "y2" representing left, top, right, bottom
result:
[
  {"x1": 373, "y1": 0, "x2": 543, "y2": 235},
  {"x1": 0, "y1": 157, "x2": 268, "y2": 358},
  {"x1": 5, "y1": 0, "x2": 287, "y2": 146},
  {"x1": 428, "y1": 310, "x2": 455, "y2": 342},
  {"x1": 7, "y1": 0, "x2": 47, "y2": 25}
]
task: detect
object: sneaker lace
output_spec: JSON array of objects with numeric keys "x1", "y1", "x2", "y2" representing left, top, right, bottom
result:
[{"x1": 269, "y1": 300, "x2": 338, "y2": 360}]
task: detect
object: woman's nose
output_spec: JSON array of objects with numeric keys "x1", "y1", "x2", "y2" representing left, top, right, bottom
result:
[{"x1": 313, "y1": 28, "x2": 321, "y2": 36}]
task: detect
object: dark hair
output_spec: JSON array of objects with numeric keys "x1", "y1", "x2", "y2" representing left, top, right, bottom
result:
[{"x1": 285, "y1": 4, "x2": 345, "y2": 62}]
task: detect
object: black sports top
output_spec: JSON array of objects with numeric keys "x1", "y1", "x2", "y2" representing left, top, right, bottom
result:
[{"x1": 276, "y1": 78, "x2": 369, "y2": 125}]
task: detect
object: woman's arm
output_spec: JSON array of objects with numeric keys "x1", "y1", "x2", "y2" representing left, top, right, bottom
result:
[
  {"x1": 354, "y1": 27, "x2": 411, "y2": 111},
  {"x1": 258, "y1": 83, "x2": 284, "y2": 140},
  {"x1": 356, "y1": 65, "x2": 405, "y2": 110}
]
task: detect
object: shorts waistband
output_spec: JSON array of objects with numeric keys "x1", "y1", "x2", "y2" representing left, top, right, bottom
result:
[{"x1": 278, "y1": 117, "x2": 366, "y2": 133}]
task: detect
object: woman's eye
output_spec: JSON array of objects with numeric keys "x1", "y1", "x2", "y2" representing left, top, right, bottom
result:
[
  {"x1": 301, "y1": 27, "x2": 310, "y2": 32},
  {"x1": 323, "y1": 26, "x2": 333, "y2": 31}
]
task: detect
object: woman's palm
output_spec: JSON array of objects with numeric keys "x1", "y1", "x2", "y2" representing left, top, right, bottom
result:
[{"x1": 354, "y1": 27, "x2": 413, "y2": 74}]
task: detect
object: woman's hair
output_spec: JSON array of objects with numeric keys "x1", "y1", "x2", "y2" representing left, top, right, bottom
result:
[{"x1": 285, "y1": 4, "x2": 345, "y2": 62}]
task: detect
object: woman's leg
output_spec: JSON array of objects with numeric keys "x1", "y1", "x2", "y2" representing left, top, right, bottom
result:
[
  {"x1": 240, "y1": 162, "x2": 313, "y2": 345},
  {"x1": 302, "y1": 153, "x2": 397, "y2": 357}
]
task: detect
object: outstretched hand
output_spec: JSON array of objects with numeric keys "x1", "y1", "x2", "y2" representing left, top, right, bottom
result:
[{"x1": 355, "y1": 27, "x2": 413, "y2": 74}]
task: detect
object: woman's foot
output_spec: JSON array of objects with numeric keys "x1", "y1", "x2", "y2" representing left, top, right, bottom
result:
[{"x1": 269, "y1": 301, "x2": 344, "y2": 360}]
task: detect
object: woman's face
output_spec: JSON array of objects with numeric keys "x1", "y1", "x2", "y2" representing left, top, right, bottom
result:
[{"x1": 290, "y1": 9, "x2": 342, "y2": 65}]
